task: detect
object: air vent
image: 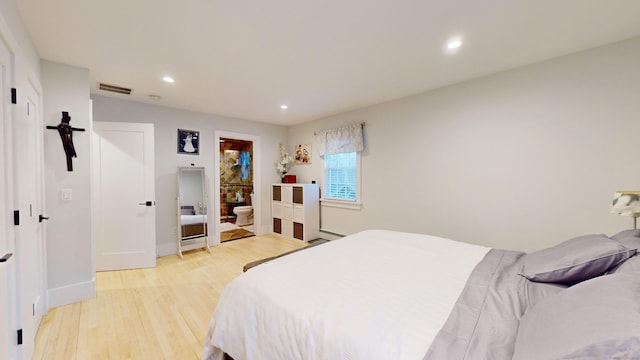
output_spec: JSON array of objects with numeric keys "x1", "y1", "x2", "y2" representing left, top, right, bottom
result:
[{"x1": 98, "y1": 82, "x2": 132, "y2": 95}]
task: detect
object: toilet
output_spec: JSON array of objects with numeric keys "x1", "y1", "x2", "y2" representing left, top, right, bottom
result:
[{"x1": 233, "y1": 193, "x2": 254, "y2": 226}]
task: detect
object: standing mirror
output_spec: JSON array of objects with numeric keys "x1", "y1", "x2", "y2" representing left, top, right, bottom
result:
[{"x1": 177, "y1": 167, "x2": 209, "y2": 258}]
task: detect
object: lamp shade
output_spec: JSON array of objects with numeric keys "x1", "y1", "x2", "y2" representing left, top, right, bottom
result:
[{"x1": 611, "y1": 191, "x2": 640, "y2": 217}]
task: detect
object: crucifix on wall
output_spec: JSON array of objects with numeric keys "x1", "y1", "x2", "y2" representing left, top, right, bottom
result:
[{"x1": 46, "y1": 111, "x2": 85, "y2": 171}]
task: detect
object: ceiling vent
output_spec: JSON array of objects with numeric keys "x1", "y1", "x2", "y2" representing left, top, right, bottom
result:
[{"x1": 98, "y1": 82, "x2": 132, "y2": 95}]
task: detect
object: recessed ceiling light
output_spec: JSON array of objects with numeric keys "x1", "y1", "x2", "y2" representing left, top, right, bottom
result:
[
  {"x1": 447, "y1": 40, "x2": 462, "y2": 49},
  {"x1": 280, "y1": 105, "x2": 288, "y2": 109},
  {"x1": 148, "y1": 94, "x2": 162, "y2": 100},
  {"x1": 163, "y1": 76, "x2": 175, "y2": 83}
]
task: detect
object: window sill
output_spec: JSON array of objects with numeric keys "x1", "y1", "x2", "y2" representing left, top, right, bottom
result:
[{"x1": 320, "y1": 198, "x2": 362, "y2": 210}]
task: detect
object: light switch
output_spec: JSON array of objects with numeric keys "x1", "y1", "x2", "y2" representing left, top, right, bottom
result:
[{"x1": 61, "y1": 188, "x2": 72, "y2": 201}]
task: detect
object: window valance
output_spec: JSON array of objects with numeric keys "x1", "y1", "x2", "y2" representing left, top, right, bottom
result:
[{"x1": 315, "y1": 123, "x2": 364, "y2": 156}]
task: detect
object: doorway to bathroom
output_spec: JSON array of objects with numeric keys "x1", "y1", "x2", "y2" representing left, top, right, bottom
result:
[{"x1": 214, "y1": 131, "x2": 261, "y2": 243}]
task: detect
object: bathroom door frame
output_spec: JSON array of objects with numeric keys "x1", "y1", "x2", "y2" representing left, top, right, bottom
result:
[{"x1": 213, "y1": 130, "x2": 261, "y2": 244}]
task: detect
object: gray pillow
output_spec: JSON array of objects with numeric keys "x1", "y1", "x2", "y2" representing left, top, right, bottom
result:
[
  {"x1": 610, "y1": 228, "x2": 640, "y2": 241},
  {"x1": 512, "y1": 274, "x2": 640, "y2": 360},
  {"x1": 608, "y1": 254, "x2": 640, "y2": 275},
  {"x1": 519, "y1": 234, "x2": 635, "y2": 284},
  {"x1": 180, "y1": 205, "x2": 196, "y2": 215},
  {"x1": 611, "y1": 235, "x2": 640, "y2": 250},
  {"x1": 608, "y1": 230, "x2": 640, "y2": 274}
]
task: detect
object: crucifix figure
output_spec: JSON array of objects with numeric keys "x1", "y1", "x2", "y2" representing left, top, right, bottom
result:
[{"x1": 46, "y1": 111, "x2": 85, "y2": 171}]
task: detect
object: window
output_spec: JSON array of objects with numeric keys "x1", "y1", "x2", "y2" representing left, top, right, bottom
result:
[
  {"x1": 322, "y1": 151, "x2": 361, "y2": 209},
  {"x1": 315, "y1": 122, "x2": 364, "y2": 209}
]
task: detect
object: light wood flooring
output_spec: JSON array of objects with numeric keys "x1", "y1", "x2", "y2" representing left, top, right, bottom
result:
[{"x1": 33, "y1": 234, "x2": 305, "y2": 360}]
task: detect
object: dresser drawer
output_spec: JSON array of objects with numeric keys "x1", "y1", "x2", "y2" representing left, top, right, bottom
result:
[{"x1": 293, "y1": 204, "x2": 304, "y2": 223}]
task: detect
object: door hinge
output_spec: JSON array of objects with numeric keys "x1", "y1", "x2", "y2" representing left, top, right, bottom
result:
[
  {"x1": 17, "y1": 329, "x2": 22, "y2": 345},
  {"x1": 13, "y1": 210, "x2": 19, "y2": 226},
  {"x1": 11, "y1": 88, "x2": 17, "y2": 104}
]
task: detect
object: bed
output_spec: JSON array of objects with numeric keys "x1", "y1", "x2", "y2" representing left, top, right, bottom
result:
[
  {"x1": 202, "y1": 229, "x2": 640, "y2": 360},
  {"x1": 180, "y1": 206, "x2": 208, "y2": 238},
  {"x1": 181, "y1": 214, "x2": 208, "y2": 237}
]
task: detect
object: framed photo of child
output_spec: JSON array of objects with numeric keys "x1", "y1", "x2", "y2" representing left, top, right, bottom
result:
[{"x1": 177, "y1": 129, "x2": 199, "y2": 155}]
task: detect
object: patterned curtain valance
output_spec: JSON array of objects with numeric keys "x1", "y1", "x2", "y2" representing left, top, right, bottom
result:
[{"x1": 315, "y1": 123, "x2": 364, "y2": 156}]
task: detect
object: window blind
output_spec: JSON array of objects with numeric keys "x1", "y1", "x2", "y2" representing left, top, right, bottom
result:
[{"x1": 324, "y1": 152, "x2": 357, "y2": 201}]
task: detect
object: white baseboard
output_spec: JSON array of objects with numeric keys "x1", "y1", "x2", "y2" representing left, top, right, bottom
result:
[
  {"x1": 319, "y1": 230, "x2": 345, "y2": 240},
  {"x1": 157, "y1": 242, "x2": 178, "y2": 257},
  {"x1": 158, "y1": 239, "x2": 212, "y2": 256},
  {"x1": 47, "y1": 278, "x2": 96, "y2": 309}
]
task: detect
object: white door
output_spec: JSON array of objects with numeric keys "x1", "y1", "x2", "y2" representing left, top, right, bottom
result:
[
  {"x1": 13, "y1": 80, "x2": 45, "y2": 360},
  {"x1": 93, "y1": 122, "x2": 156, "y2": 271},
  {"x1": 0, "y1": 36, "x2": 15, "y2": 360}
]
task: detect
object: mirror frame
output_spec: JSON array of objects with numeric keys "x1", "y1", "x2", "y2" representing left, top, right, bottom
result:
[{"x1": 176, "y1": 166, "x2": 210, "y2": 258}]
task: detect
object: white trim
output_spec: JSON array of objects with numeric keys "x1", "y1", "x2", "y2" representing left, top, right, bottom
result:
[
  {"x1": 88, "y1": 100, "x2": 95, "y2": 286},
  {"x1": 320, "y1": 198, "x2": 362, "y2": 210},
  {"x1": 318, "y1": 230, "x2": 344, "y2": 240},
  {"x1": 0, "y1": 25, "x2": 17, "y2": 360},
  {"x1": 26, "y1": 75, "x2": 48, "y2": 316},
  {"x1": 46, "y1": 278, "x2": 96, "y2": 309}
]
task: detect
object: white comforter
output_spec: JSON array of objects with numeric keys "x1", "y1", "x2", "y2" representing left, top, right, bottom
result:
[{"x1": 202, "y1": 229, "x2": 490, "y2": 360}]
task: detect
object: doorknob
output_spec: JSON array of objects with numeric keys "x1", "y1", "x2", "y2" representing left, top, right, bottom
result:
[
  {"x1": 138, "y1": 201, "x2": 155, "y2": 206},
  {"x1": 0, "y1": 253, "x2": 12, "y2": 263},
  {"x1": 39, "y1": 215, "x2": 50, "y2": 222}
]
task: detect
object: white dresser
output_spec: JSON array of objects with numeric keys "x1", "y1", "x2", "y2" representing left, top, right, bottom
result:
[{"x1": 272, "y1": 183, "x2": 320, "y2": 241}]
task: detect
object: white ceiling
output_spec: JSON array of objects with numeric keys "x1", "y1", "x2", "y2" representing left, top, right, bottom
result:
[{"x1": 16, "y1": 0, "x2": 640, "y2": 126}]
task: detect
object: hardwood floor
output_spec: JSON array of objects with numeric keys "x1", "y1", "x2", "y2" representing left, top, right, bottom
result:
[{"x1": 33, "y1": 234, "x2": 305, "y2": 360}]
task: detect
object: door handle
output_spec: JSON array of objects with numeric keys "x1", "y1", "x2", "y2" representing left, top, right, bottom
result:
[
  {"x1": 0, "y1": 253, "x2": 12, "y2": 263},
  {"x1": 39, "y1": 215, "x2": 50, "y2": 222},
  {"x1": 138, "y1": 201, "x2": 155, "y2": 206}
]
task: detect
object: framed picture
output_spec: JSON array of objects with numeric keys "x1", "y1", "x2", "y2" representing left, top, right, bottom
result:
[
  {"x1": 294, "y1": 144, "x2": 311, "y2": 164},
  {"x1": 177, "y1": 129, "x2": 199, "y2": 155}
]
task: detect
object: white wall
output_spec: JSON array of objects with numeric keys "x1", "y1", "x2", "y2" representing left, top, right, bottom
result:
[
  {"x1": 288, "y1": 36, "x2": 640, "y2": 252},
  {"x1": 0, "y1": 0, "x2": 39, "y2": 76},
  {"x1": 41, "y1": 60, "x2": 94, "y2": 307},
  {"x1": 91, "y1": 95, "x2": 288, "y2": 256}
]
